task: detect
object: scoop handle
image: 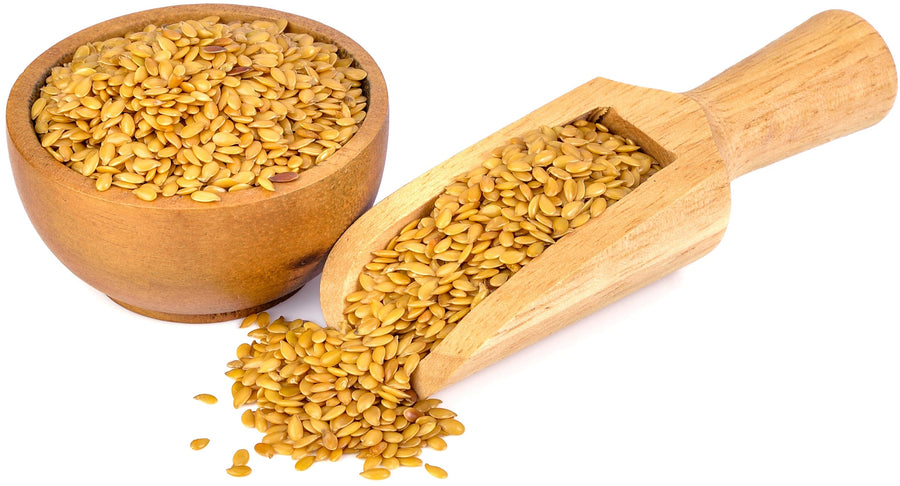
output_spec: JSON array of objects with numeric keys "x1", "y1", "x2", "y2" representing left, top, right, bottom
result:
[{"x1": 685, "y1": 10, "x2": 897, "y2": 181}]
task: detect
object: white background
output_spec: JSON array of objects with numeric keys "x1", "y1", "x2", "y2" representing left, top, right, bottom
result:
[{"x1": 1, "y1": 1, "x2": 898, "y2": 485}]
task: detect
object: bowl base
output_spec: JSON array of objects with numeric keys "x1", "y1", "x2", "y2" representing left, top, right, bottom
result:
[{"x1": 108, "y1": 287, "x2": 303, "y2": 323}]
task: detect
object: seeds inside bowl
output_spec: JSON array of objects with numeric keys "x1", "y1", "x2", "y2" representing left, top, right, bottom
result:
[
  {"x1": 219, "y1": 117, "x2": 662, "y2": 478},
  {"x1": 30, "y1": 16, "x2": 368, "y2": 202}
]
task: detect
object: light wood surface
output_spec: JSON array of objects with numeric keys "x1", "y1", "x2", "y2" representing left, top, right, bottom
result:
[
  {"x1": 320, "y1": 10, "x2": 896, "y2": 397},
  {"x1": 7, "y1": 4, "x2": 389, "y2": 322},
  {"x1": 686, "y1": 10, "x2": 897, "y2": 180}
]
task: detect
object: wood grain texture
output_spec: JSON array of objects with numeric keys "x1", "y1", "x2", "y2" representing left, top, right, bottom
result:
[
  {"x1": 320, "y1": 9, "x2": 896, "y2": 397},
  {"x1": 7, "y1": 4, "x2": 389, "y2": 322},
  {"x1": 685, "y1": 10, "x2": 897, "y2": 180}
]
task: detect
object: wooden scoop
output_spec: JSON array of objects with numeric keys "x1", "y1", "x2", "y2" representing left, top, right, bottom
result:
[{"x1": 320, "y1": 10, "x2": 897, "y2": 398}]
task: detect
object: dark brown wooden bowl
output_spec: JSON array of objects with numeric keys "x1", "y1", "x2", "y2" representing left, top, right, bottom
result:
[{"x1": 6, "y1": 4, "x2": 388, "y2": 322}]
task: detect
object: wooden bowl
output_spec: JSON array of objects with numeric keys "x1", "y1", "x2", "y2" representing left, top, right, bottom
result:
[{"x1": 6, "y1": 4, "x2": 389, "y2": 323}]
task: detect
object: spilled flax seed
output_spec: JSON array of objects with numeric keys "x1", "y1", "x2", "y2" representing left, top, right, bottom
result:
[
  {"x1": 193, "y1": 393, "x2": 218, "y2": 404},
  {"x1": 30, "y1": 16, "x2": 368, "y2": 202},
  {"x1": 424, "y1": 463, "x2": 448, "y2": 479},
  {"x1": 232, "y1": 449, "x2": 250, "y2": 466},
  {"x1": 190, "y1": 438, "x2": 210, "y2": 450},
  {"x1": 224, "y1": 117, "x2": 661, "y2": 478}
]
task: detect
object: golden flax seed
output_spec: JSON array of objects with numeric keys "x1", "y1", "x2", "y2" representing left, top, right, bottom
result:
[
  {"x1": 253, "y1": 442, "x2": 275, "y2": 458},
  {"x1": 193, "y1": 393, "x2": 218, "y2": 405},
  {"x1": 360, "y1": 468, "x2": 391, "y2": 480},
  {"x1": 425, "y1": 463, "x2": 449, "y2": 479},
  {"x1": 294, "y1": 455, "x2": 315, "y2": 471},
  {"x1": 190, "y1": 438, "x2": 210, "y2": 450},
  {"x1": 232, "y1": 449, "x2": 250, "y2": 466},
  {"x1": 225, "y1": 465, "x2": 252, "y2": 477}
]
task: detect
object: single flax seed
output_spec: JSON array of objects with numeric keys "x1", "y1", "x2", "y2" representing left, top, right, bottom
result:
[
  {"x1": 295, "y1": 455, "x2": 315, "y2": 471},
  {"x1": 254, "y1": 442, "x2": 275, "y2": 458},
  {"x1": 225, "y1": 465, "x2": 252, "y2": 477},
  {"x1": 425, "y1": 463, "x2": 448, "y2": 479},
  {"x1": 232, "y1": 449, "x2": 250, "y2": 467},
  {"x1": 193, "y1": 393, "x2": 218, "y2": 405},
  {"x1": 190, "y1": 438, "x2": 210, "y2": 450},
  {"x1": 360, "y1": 468, "x2": 391, "y2": 480}
]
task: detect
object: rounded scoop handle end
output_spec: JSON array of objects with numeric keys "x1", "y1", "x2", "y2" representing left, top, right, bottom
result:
[{"x1": 686, "y1": 10, "x2": 897, "y2": 181}]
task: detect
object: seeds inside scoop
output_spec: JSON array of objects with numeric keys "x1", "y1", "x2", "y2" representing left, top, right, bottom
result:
[
  {"x1": 221, "y1": 117, "x2": 661, "y2": 478},
  {"x1": 30, "y1": 16, "x2": 368, "y2": 202}
]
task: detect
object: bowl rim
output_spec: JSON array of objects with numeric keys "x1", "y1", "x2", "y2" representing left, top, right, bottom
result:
[{"x1": 6, "y1": 3, "x2": 389, "y2": 211}]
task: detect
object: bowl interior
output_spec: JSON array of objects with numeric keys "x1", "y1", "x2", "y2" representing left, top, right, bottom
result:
[{"x1": 7, "y1": 3, "x2": 388, "y2": 211}]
